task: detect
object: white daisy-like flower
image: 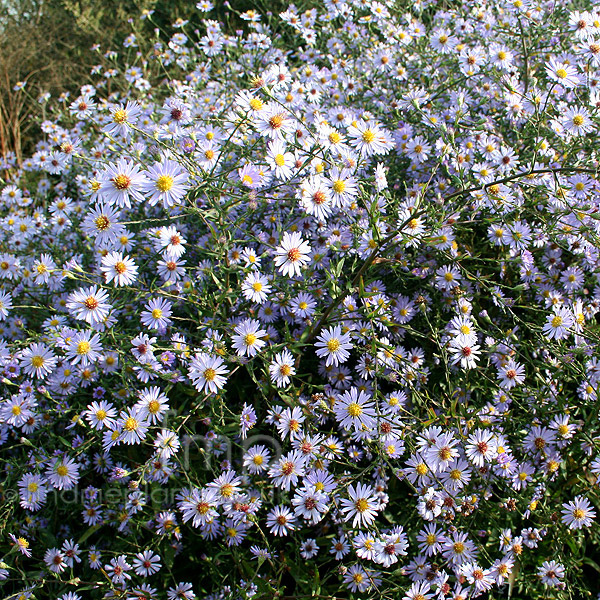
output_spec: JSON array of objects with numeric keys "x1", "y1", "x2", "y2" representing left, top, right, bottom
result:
[
  {"x1": 339, "y1": 483, "x2": 379, "y2": 528},
  {"x1": 188, "y1": 353, "x2": 229, "y2": 394},
  {"x1": 269, "y1": 350, "x2": 296, "y2": 387},
  {"x1": 20, "y1": 343, "x2": 57, "y2": 378},
  {"x1": 315, "y1": 325, "x2": 353, "y2": 366},
  {"x1": 101, "y1": 251, "x2": 138, "y2": 287},
  {"x1": 231, "y1": 318, "x2": 267, "y2": 357},
  {"x1": 273, "y1": 231, "x2": 312, "y2": 277}
]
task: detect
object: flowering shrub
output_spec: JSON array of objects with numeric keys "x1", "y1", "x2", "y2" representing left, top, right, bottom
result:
[{"x1": 3, "y1": 0, "x2": 600, "y2": 598}]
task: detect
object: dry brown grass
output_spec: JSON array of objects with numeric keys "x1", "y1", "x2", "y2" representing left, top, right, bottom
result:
[{"x1": 0, "y1": 0, "x2": 142, "y2": 163}]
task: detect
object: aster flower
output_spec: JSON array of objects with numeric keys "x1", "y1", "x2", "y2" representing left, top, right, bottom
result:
[
  {"x1": 208, "y1": 469, "x2": 242, "y2": 501},
  {"x1": 103, "y1": 101, "x2": 141, "y2": 137},
  {"x1": 142, "y1": 159, "x2": 189, "y2": 208},
  {"x1": 561, "y1": 106, "x2": 594, "y2": 135},
  {"x1": 67, "y1": 286, "x2": 112, "y2": 325},
  {"x1": 292, "y1": 487, "x2": 328, "y2": 523},
  {"x1": 266, "y1": 139, "x2": 295, "y2": 180},
  {"x1": 45, "y1": 548, "x2": 67, "y2": 573},
  {"x1": 101, "y1": 251, "x2": 138, "y2": 287},
  {"x1": 105, "y1": 555, "x2": 132, "y2": 584},
  {"x1": 241, "y1": 272, "x2": 271, "y2": 304},
  {"x1": 20, "y1": 343, "x2": 57, "y2": 378},
  {"x1": 18, "y1": 473, "x2": 48, "y2": 511},
  {"x1": 9, "y1": 533, "x2": 32, "y2": 557},
  {"x1": 497, "y1": 359, "x2": 525, "y2": 389},
  {"x1": 448, "y1": 335, "x2": 481, "y2": 370},
  {"x1": 46, "y1": 456, "x2": 80, "y2": 490},
  {"x1": 273, "y1": 231, "x2": 312, "y2": 277},
  {"x1": 561, "y1": 495, "x2": 596, "y2": 529},
  {"x1": 268, "y1": 350, "x2": 296, "y2": 387},
  {"x1": 117, "y1": 408, "x2": 149, "y2": 445},
  {"x1": 189, "y1": 353, "x2": 229, "y2": 394},
  {"x1": 81, "y1": 203, "x2": 124, "y2": 246},
  {"x1": 243, "y1": 445, "x2": 271, "y2": 474},
  {"x1": 315, "y1": 325, "x2": 353, "y2": 366},
  {"x1": 435, "y1": 265, "x2": 462, "y2": 291},
  {"x1": 231, "y1": 318, "x2": 267, "y2": 357},
  {"x1": 132, "y1": 550, "x2": 162, "y2": 576},
  {"x1": 267, "y1": 505, "x2": 296, "y2": 536},
  {"x1": 268, "y1": 450, "x2": 306, "y2": 491},
  {"x1": 348, "y1": 120, "x2": 391, "y2": 157},
  {"x1": 140, "y1": 298, "x2": 173, "y2": 330},
  {"x1": 180, "y1": 488, "x2": 219, "y2": 527},
  {"x1": 372, "y1": 528, "x2": 408, "y2": 567},
  {"x1": 255, "y1": 105, "x2": 295, "y2": 139},
  {"x1": 334, "y1": 387, "x2": 377, "y2": 431},
  {"x1": 85, "y1": 400, "x2": 117, "y2": 430},
  {"x1": 339, "y1": 483, "x2": 380, "y2": 528},
  {"x1": 300, "y1": 538, "x2": 319, "y2": 559},
  {"x1": 131, "y1": 333, "x2": 157, "y2": 364},
  {"x1": 99, "y1": 158, "x2": 148, "y2": 208},
  {"x1": 545, "y1": 57, "x2": 580, "y2": 88},
  {"x1": 543, "y1": 306, "x2": 575, "y2": 340},
  {"x1": 66, "y1": 331, "x2": 103, "y2": 366},
  {"x1": 538, "y1": 560, "x2": 565, "y2": 586},
  {"x1": 240, "y1": 402, "x2": 257, "y2": 439},
  {"x1": 300, "y1": 175, "x2": 333, "y2": 221},
  {"x1": 465, "y1": 429, "x2": 498, "y2": 467}
]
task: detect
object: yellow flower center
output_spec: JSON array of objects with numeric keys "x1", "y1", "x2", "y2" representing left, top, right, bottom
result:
[
  {"x1": 347, "y1": 402, "x2": 362, "y2": 417},
  {"x1": 269, "y1": 114, "x2": 284, "y2": 129},
  {"x1": 77, "y1": 341, "x2": 91, "y2": 355},
  {"x1": 249, "y1": 98, "x2": 263, "y2": 111},
  {"x1": 355, "y1": 498, "x2": 369, "y2": 512},
  {"x1": 124, "y1": 416, "x2": 138, "y2": 431},
  {"x1": 326, "y1": 338, "x2": 341, "y2": 352},
  {"x1": 332, "y1": 180, "x2": 346, "y2": 193},
  {"x1": 31, "y1": 356, "x2": 45, "y2": 368},
  {"x1": 113, "y1": 109, "x2": 128, "y2": 123},
  {"x1": 362, "y1": 129, "x2": 375, "y2": 143},
  {"x1": 453, "y1": 542, "x2": 465, "y2": 554},
  {"x1": 156, "y1": 175, "x2": 174, "y2": 192},
  {"x1": 112, "y1": 174, "x2": 131, "y2": 190},
  {"x1": 94, "y1": 215, "x2": 110, "y2": 230}
]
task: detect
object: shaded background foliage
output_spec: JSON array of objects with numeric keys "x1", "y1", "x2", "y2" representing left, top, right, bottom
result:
[{"x1": 0, "y1": 0, "x2": 295, "y2": 162}]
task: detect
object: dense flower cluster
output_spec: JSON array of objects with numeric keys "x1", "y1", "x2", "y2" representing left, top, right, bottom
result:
[{"x1": 2, "y1": 0, "x2": 600, "y2": 598}]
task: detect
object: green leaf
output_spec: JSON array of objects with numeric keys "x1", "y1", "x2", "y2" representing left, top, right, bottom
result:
[{"x1": 77, "y1": 524, "x2": 101, "y2": 545}]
